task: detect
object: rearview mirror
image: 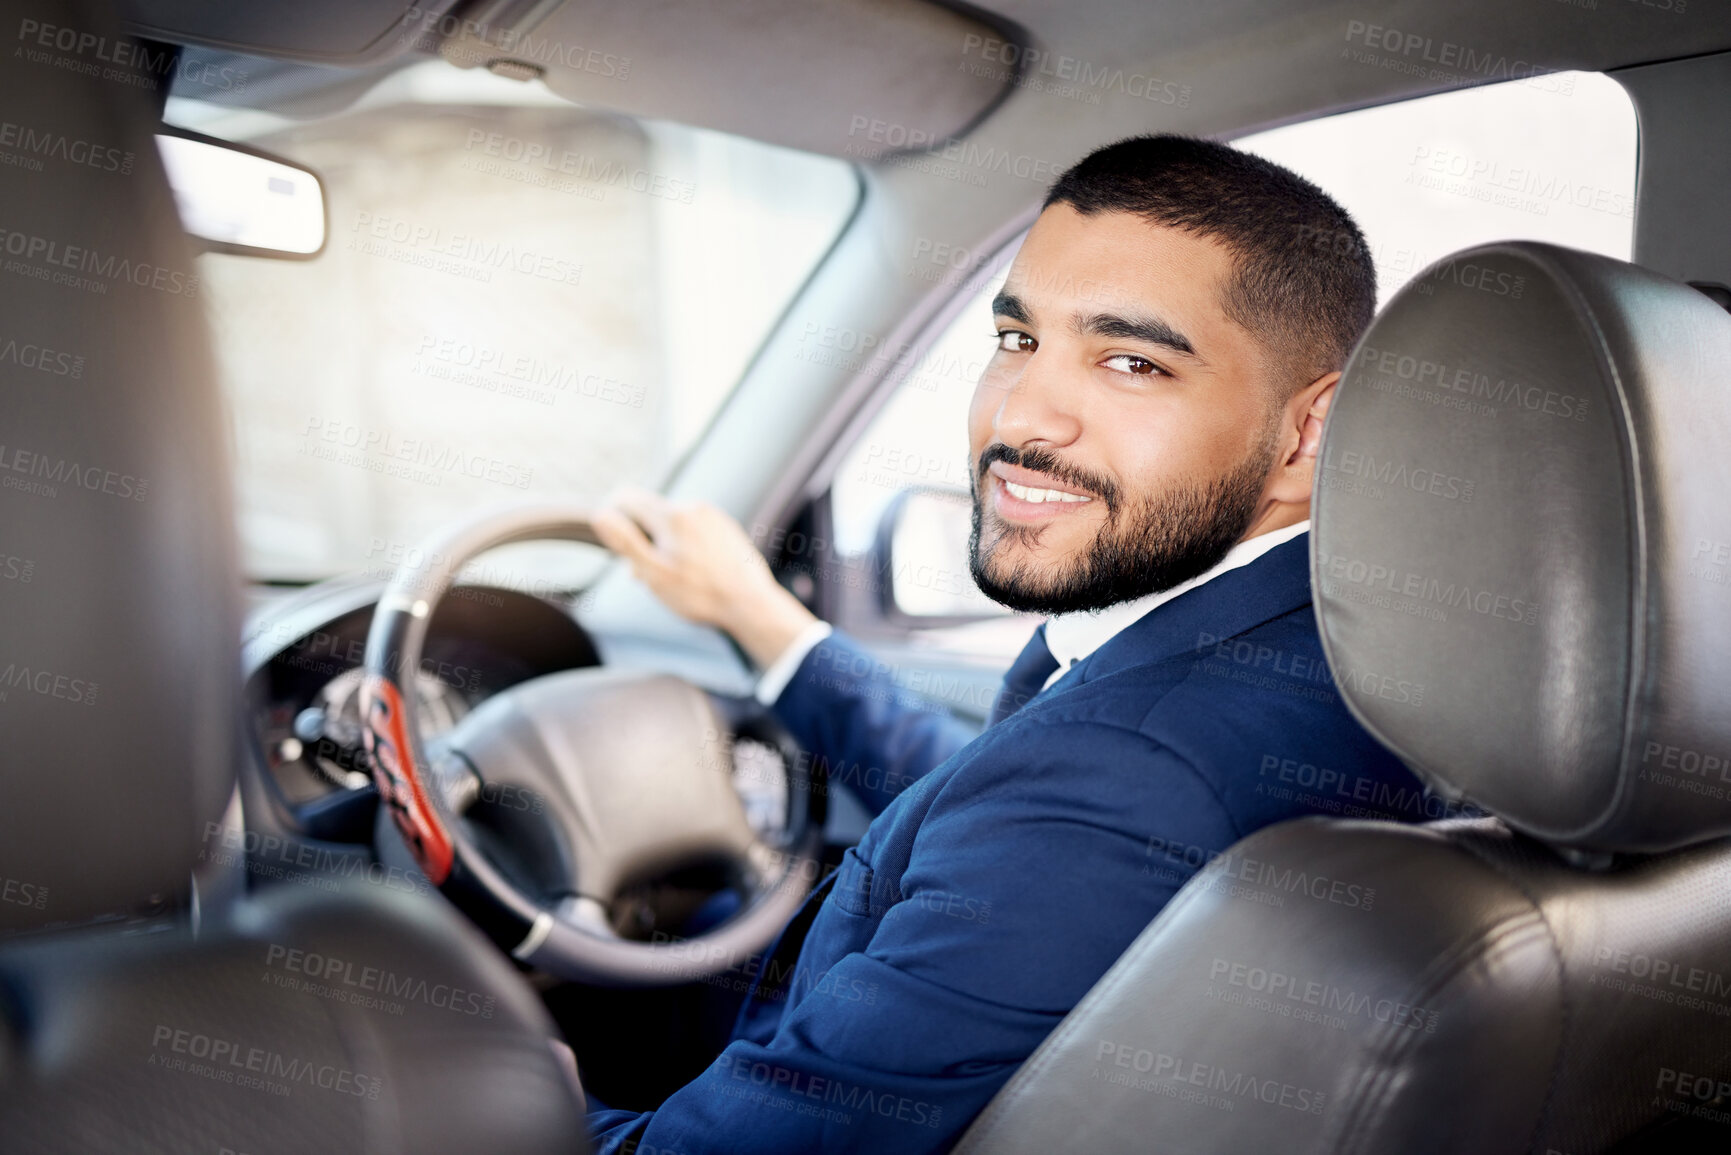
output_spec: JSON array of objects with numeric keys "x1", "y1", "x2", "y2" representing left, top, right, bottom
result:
[{"x1": 155, "y1": 129, "x2": 326, "y2": 259}]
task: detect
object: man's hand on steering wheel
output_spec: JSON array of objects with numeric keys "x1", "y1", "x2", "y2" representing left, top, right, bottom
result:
[{"x1": 591, "y1": 487, "x2": 820, "y2": 670}]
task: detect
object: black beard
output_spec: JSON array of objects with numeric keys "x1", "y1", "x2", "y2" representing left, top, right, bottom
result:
[{"x1": 968, "y1": 437, "x2": 1276, "y2": 616}]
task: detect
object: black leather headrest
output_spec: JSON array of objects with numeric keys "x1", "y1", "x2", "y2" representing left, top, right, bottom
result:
[
  {"x1": 1315, "y1": 242, "x2": 1731, "y2": 854},
  {"x1": 0, "y1": 0, "x2": 241, "y2": 929}
]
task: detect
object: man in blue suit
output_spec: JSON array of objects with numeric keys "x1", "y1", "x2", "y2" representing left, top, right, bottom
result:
[{"x1": 588, "y1": 135, "x2": 1436, "y2": 1153}]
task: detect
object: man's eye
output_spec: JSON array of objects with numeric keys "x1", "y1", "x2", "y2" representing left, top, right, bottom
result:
[
  {"x1": 1102, "y1": 354, "x2": 1162, "y2": 376},
  {"x1": 994, "y1": 329, "x2": 1036, "y2": 354}
]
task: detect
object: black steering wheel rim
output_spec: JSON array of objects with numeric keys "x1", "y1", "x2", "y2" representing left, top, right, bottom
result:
[{"x1": 360, "y1": 500, "x2": 825, "y2": 986}]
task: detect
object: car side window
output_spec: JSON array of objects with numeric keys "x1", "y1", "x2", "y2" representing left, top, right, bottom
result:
[{"x1": 1238, "y1": 70, "x2": 1637, "y2": 304}]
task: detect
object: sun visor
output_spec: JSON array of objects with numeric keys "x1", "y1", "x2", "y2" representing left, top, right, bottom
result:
[
  {"x1": 432, "y1": 0, "x2": 1018, "y2": 159},
  {"x1": 121, "y1": 0, "x2": 468, "y2": 66}
]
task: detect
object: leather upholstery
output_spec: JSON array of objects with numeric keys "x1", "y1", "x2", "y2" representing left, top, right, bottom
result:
[
  {"x1": 1314, "y1": 243, "x2": 1731, "y2": 854},
  {"x1": 0, "y1": 0, "x2": 239, "y2": 931},
  {"x1": 0, "y1": 881, "x2": 588, "y2": 1155},
  {"x1": 0, "y1": 1, "x2": 587, "y2": 1150},
  {"x1": 955, "y1": 245, "x2": 1731, "y2": 1153},
  {"x1": 958, "y1": 816, "x2": 1731, "y2": 1155}
]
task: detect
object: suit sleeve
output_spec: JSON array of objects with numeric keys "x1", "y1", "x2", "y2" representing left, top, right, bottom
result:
[
  {"x1": 586, "y1": 722, "x2": 1240, "y2": 1155},
  {"x1": 770, "y1": 631, "x2": 980, "y2": 816}
]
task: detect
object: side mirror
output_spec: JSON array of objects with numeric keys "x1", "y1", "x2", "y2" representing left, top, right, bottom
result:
[
  {"x1": 872, "y1": 487, "x2": 1005, "y2": 624},
  {"x1": 155, "y1": 127, "x2": 327, "y2": 259}
]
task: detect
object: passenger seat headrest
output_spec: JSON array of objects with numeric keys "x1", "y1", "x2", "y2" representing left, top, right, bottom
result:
[{"x1": 1315, "y1": 241, "x2": 1731, "y2": 854}]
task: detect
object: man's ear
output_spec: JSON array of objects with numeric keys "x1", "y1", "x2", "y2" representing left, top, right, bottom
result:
[
  {"x1": 1290, "y1": 371, "x2": 1339, "y2": 467},
  {"x1": 1258, "y1": 371, "x2": 1339, "y2": 513}
]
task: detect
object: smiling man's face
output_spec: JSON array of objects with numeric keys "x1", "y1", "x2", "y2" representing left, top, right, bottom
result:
[{"x1": 967, "y1": 203, "x2": 1290, "y2": 615}]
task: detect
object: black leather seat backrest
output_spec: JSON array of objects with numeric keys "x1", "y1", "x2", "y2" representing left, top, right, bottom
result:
[
  {"x1": 956, "y1": 244, "x2": 1731, "y2": 1155},
  {"x1": 0, "y1": 0, "x2": 241, "y2": 931},
  {"x1": 959, "y1": 815, "x2": 1731, "y2": 1154}
]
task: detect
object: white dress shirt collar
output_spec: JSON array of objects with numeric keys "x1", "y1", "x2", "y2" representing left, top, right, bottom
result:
[{"x1": 1040, "y1": 520, "x2": 1310, "y2": 690}]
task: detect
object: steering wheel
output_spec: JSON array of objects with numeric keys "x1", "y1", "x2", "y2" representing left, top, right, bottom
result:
[{"x1": 359, "y1": 502, "x2": 825, "y2": 986}]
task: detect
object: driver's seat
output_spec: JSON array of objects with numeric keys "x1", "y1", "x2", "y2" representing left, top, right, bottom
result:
[
  {"x1": 0, "y1": 1, "x2": 585, "y2": 1150},
  {"x1": 957, "y1": 242, "x2": 1731, "y2": 1154}
]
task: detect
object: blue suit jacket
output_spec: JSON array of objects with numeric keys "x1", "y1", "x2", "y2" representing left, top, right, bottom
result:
[{"x1": 590, "y1": 535, "x2": 1434, "y2": 1153}]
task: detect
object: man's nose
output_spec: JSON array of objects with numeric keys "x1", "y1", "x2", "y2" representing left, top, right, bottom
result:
[{"x1": 992, "y1": 348, "x2": 1082, "y2": 450}]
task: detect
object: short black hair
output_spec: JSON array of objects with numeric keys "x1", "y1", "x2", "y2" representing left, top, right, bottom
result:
[{"x1": 1043, "y1": 135, "x2": 1376, "y2": 391}]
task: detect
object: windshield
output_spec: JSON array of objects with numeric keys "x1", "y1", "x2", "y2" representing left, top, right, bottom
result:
[{"x1": 170, "y1": 64, "x2": 858, "y2": 585}]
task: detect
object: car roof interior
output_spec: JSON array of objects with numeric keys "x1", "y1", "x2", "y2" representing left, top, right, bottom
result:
[{"x1": 132, "y1": 0, "x2": 1731, "y2": 152}]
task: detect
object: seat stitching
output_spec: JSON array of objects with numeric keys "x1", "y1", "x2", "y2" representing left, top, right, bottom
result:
[
  {"x1": 1443, "y1": 830, "x2": 1573, "y2": 1155},
  {"x1": 1330, "y1": 911, "x2": 1555, "y2": 1155}
]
